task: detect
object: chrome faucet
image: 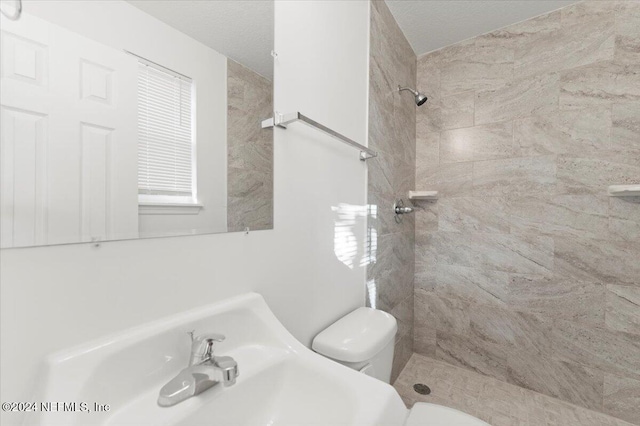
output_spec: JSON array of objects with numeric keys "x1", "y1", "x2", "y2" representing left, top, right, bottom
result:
[{"x1": 157, "y1": 332, "x2": 239, "y2": 407}]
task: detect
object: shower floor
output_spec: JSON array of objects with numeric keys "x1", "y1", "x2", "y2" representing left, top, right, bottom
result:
[{"x1": 393, "y1": 354, "x2": 635, "y2": 426}]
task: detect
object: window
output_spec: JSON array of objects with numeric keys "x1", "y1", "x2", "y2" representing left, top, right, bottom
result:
[{"x1": 137, "y1": 58, "x2": 196, "y2": 204}]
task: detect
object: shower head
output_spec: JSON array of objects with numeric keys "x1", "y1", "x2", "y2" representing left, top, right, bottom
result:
[{"x1": 398, "y1": 86, "x2": 428, "y2": 106}]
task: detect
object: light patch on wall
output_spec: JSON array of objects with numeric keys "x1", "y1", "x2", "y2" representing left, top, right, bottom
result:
[
  {"x1": 367, "y1": 279, "x2": 377, "y2": 309},
  {"x1": 364, "y1": 204, "x2": 378, "y2": 268},
  {"x1": 365, "y1": 204, "x2": 378, "y2": 308},
  {"x1": 332, "y1": 203, "x2": 367, "y2": 269}
]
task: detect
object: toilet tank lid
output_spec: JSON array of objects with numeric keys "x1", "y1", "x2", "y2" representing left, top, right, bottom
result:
[{"x1": 312, "y1": 307, "x2": 397, "y2": 363}]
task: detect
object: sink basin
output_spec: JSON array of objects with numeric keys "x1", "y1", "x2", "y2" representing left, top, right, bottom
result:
[{"x1": 25, "y1": 293, "x2": 408, "y2": 426}]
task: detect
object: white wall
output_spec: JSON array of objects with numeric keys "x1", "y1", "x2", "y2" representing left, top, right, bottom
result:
[
  {"x1": 0, "y1": 1, "x2": 371, "y2": 424},
  {"x1": 23, "y1": 0, "x2": 229, "y2": 238}
]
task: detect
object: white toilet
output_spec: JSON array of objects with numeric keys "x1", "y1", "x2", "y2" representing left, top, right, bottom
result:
[
  {"x1": 313, "y1": 307, "x2": 490, "y2": 426},
  {"x1": 312, "y1": 306, "x2": 397, "y2": 383}
]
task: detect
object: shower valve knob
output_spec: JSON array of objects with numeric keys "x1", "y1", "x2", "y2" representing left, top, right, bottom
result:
[
  {"x1": 395, "y1": 205, "x2": 414, "y2": 214},
  {"x1": 394, "y1": 199, "x2": 414, "y2": 215}
]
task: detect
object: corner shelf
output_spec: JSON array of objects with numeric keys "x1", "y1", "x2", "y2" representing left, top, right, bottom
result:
[
  {"x1": 608, "y1": 185, "x2": 640, "y2": 197},
  {"x1": 408, "y1": 190, "x2": 438, "y2": 201}
]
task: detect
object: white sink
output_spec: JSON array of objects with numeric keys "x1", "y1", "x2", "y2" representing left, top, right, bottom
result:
[{"x1": 25, "y1": 293, "x2": 408, "y2": 426}]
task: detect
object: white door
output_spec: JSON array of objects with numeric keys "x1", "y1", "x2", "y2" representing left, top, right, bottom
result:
[{"x1": 1, "y1": 12, "x2": 139, "y2": 247}]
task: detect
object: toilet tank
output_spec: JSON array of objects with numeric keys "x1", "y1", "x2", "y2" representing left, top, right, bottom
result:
[{"x1": 312, "y1": 307, "x2": 397, "y2": 383}]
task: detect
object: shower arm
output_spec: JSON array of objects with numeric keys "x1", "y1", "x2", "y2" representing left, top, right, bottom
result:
[
  {"x1": 398, "y1": 86, "x2": 417, "y2": 95},
  {"x1": 1, "y1": 0, "x2": 21, "y2": 20}
]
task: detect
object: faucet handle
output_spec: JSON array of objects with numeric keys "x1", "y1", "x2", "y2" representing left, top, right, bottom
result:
[
  {"x1": 214, "y1": 355, "x2": 239, "y2": 387},
  {"x1": 188, "y1": 332, "x2": 225, "y2": 365},
  {"x1": 207, "y1": 333, "x2": 225, "y2": 343}
]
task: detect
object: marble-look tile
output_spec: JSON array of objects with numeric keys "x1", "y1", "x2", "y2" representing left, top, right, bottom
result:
[
  {"x1": 369, "y1": 88, "x2": 395, "y2": 145},
  {"x1": 606, "y1": 285, "x2": 640, "y2": 335},
  {"x1": 395, "y1": 354, "x2": 636, "y2": 426},
  {"x1": 368, "y1": 154, "x2": 414, "y2": 236},
  {"x1": 513, "y1": 108, "x2": 611, "y2": 157},
  {"x1": 425, "y1": 292, "x2": 471, "y2": 336},
  {"x1": 414, "y1": 199, "x2": 438, "y2": 233},
  {"x1": 551, "y1": 319, "x2": 640, "y2": 381},
  {"x1": 507, "y1": 350, "x2": 604, "y2": 411},
  {"x1": 391, "y1": 293, "x2": 414, "y2": 342},
  {"x1": 394, "y1": 355, "x2": 457, "y2": 409},
  {"x1": 475, "y1": 72, "x2": 559, "y2": 125},
  {"x1": 416, "y1": 132, "x2": 439, "y2": 167},
  {"x1": 227, "y1": 167, "x2": 272, "y2": 199},
  {"x1": 440, "y1": 121, "x2": 514, "y2": 164},
  {"x1": 542, "y1": 395, "x2": 632, "y2": 426},
  {"x1": 368, "y1": 231, "x2": 414, "y2": 311},
  {"x1": 429, "y1": 38, "x2": 477, "y2": 66},
  {"x1": 439, "y1": 197, "x2": 510, "y2": 234},
  {"x1": 434, "y1": 264, "x2": 508, "y2": 307},
  {"x1": 508, "y1": 194, "x2": 610, "y2": 240},
  {"x1": 371, "y1": 0, "x2": 415, "y2": 70},
  {"x1": 514, "y1": 8, "x2": 614, "y2": 79},
  {"x1": 614, "y1": 1, "x2": 640, "y2": 65},
  {"x1": 394, "y1": 99, "x2": 417, "y2": 162},
  {"x1": 368, "y1": 1, "x2": 416, "y2": 379},
  {"x1": 227, "y1": 60, "x2": 273, "y2": 232},
  {"x1": 414, "y1": 268, "x2": 436, "y2": 293},
  {"x1": 508, "y1": 275, "x2": 605, "y2": 326},
  {"x1": 414, "y1": 289, "x2": 437, "y2": 356},
  {"x1": 370, "y1": 150, "x2": 415, "y2": 202},
  {"x1": 436, "y1": 329, "x2": 508, "y2": 381},
  {"x1": 611, "y1": 102, "x2": 640, "y2": 167},
  {"x1": 440, "y1": 42, "x2": 514, "y2": 97},
  {"x1": 370, "y1": 100, "x2": 416, "y2": 166},
  {"x1": 440, "y1": 92, "x2": 474, "y2": 130},
  {"x1": 468, "y1": 304, "x2": 552, "y2": 354},
  {"x1": 417, "y1": 162, "x2": 473, "y2": 198},
  {"x1": 508, "y1": 310, "x2": 554, "y2": 355},
  {"x1": 554, "y1": 236, "x2": 640, "y2": 285},
  {"x1": 603, "y1": 374, "x2": 640, "y2": 425},
  {"x1": 560, "y1": 1, "x2": 618, "y2": 27},
  {"x1": 368, "y1": 192, "x2": 400, "y2": 239},
  {"x1": 227, "y1": 60, "x2": 272, "y2": 111},
  {"x1": 416, "y1": 103, "x2": 442, "y2": 135},
  {"x1": 428, "y1": 231, "x2": 554, "y2": 276},
  {"x1": 472, "y1": 155, "x2": 556, "y2": 197},
  {"x1": 413, "y1": 248, "x2": 436, "y2": 291},
  {"x1": 559, "y1": 61, "x2": 637, "y2": 110},
  {"x1": 391, "y1": 333, "x2": 413, "y2": 384},
  {"x1": 471, "y1": 379, "x2": 527, "y2": 424},
  {"x1": 615, "y1": 64, "x2": 640, "y2": 105},
  {"x1": 468, "y1": 303, "x2": 520, "y2": 347},
  {"x1": 556, "y1": 154, "x2": 640, "y2": 195},
  {"x1": 415, "y1": 232, "x2": 437, "y2": 284},
  {"x1": 417, "y1": 53, "x2": 442, "y2": 105},
  {"x1": 227, "y1": 128, "x2": 273, "y2": 172},
  {"x1": 369, "y1": 0, "x2": 417, "y2": 169},
  {"x1": 609, "y1": 197, "x2": 640, "y2": 242},
  {"x1": 475, "y1": 10, "x2": 561, "y2": 52},
  {"x1": 227, "y1": 196, "x2": 273, "y2": 232},
  {"x1": 411, "y1": 2, "x2": 640, "y2": 421}
]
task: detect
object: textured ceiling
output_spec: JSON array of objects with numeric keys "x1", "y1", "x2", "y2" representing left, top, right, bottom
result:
[
  {"x1": 385, "y1": 0, "x2": 579, "y2": 56},
  {"x1": 127, "y1": 0, "x2": 274, "y2": 80}
]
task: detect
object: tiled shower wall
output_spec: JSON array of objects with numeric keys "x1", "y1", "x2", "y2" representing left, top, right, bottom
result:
[
  {"x1": 413, "y1": 1, "x2": 640, "y2": 423},
  {"x1": 227, "y1": 60, "x2": 274, "y2": 232},
  {"x1": 367, "y1": 0, "x2": 416, "y2": 382}
]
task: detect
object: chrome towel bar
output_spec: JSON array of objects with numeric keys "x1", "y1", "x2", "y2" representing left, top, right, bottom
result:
[{"x1": 261, "y1": 112, "x2": 378, "y2": 161}]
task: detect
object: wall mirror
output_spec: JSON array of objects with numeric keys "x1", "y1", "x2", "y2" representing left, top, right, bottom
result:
[{"x1": 0, "y1": 0, "x2": 274, "y2": 248}]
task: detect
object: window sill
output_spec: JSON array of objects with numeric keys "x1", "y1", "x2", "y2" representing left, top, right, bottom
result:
[{"x1": 139, "y1": 202, "x2": 203, "y2": 215}]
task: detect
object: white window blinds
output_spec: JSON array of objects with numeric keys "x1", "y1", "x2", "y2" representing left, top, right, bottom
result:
[{"x1": 137, "y1": 60, "x2": 194, "y2": 198}]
